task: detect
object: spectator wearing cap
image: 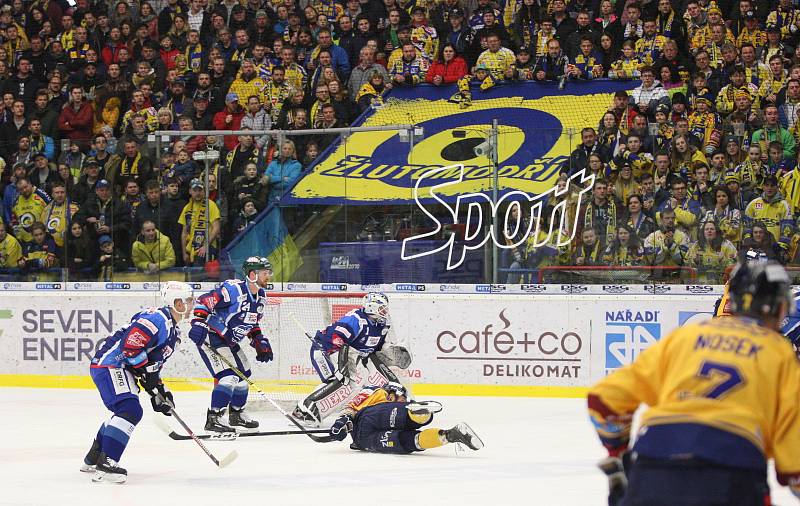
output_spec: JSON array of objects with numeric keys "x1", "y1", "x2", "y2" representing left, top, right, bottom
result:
[
  {"x1": 1, "y1": 162, "x2": 27, "y2": 224},
  {"x1": 97, "y1": 233, "x2": 132, "y2": 280},
  {"x1": 164, "y1": 77, "x2": 193, "y2": 118},
  {"x1": 744, "y1": 173, "x2": 794, "y2": 251},
  {"x1": 250, "y1": 10, "x2": 273, "y2": 47},
  {"x1": 29, "y1": 152, "x2": 57, "y2": 190},
  {"x1": 178, "y1": 177, "x2": 221, "y2": 266},
  {"x1": 72, "y1": 158, "x2": 102, "y2": 206},
  {"x1": 213, "y1": 92, "x2": 246, "y2": 151},
  {"x1": 688, "y1": 88, "x2": 722, "y2": 155},
  {"x1": 737, "y1": 10, "x2": 765, "y2": 49},
  {"x1": 76, "y1": 178, "x2": 131, "y2": 248},
  {"x1": 132, "y1": 219, "x2": 177, "y2": 274}
]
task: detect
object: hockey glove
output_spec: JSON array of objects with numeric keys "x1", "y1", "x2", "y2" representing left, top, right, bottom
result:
[
  {"x1": 252, "y1": 335, "x2": 273, "y2": 363},
  {"x1": 188, "y1": 320, "x2": 209, "y2": 345},
  {"x1": 329, "y1": 414, "x2": 353, "y2": 441},
  {"x1": 150, "y1": 384, "x2": 175, "y2": 416},
  {"x1": 132, "y1": 367, "x2": 161, "y2": 393},
  {"x1": 598, "y1": 453, "x2": 631, "y2": 506}
]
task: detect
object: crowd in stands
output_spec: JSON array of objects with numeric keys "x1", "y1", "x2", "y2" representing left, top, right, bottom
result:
[{"x1": 0, "y1": 0, "x2": 798, "y2": 283}]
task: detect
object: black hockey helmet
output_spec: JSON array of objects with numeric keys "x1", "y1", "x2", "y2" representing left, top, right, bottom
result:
[
  {"x1": 729, "y1": 260, "x2": 794, "y2": 319},
  {"x1": 382, "y1": 381, "x2": 407, "y2": 399}
]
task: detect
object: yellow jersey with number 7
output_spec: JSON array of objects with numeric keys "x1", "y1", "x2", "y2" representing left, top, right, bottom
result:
[{"x1": 589, "y1": 316, "x2": 800, "y2": 485}]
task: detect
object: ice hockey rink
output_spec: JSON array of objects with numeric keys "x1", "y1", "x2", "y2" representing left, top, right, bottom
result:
[{"x1": 2, "y1": 388, "x2": 796, "y2": 506}]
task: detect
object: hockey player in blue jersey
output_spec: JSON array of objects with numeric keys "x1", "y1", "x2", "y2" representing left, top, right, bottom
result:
[
  {"x1": 82, "y1": 281, "x2": 194, "y2": 484},
  {"x1": 188, "y1": 256, "x2": 274, "y2": 433},
  {"x1": 292, "y1": 292, "x2": 412, "y2": 424}
]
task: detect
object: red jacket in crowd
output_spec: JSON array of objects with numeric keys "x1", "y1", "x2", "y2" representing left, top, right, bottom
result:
[
  {"x1": 425, "y1": 57, "x2": 469, "y2": 85},
  {"x1": 57, "y1": 102, "x2": 95, "y2": 143},
  {"x1": 212, "y1": 107, "x2": 245, "y2": 151}
]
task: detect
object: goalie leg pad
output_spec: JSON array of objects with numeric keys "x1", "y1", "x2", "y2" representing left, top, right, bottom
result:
[{"x1": 310, "y1": 343, "x2": 336, "y2": 381}]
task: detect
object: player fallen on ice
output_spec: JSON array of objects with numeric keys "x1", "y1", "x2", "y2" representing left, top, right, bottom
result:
[
  {"x1": 292, "y1": 292, "x2": 412, "y2": 425},
  {"x1": 589, "y1": 259, "x2": 800, "y2": 506},
  {"x1": 188, "y1": 256, "x2": 274, "y2": 433},
  {"x1": 82, "y1": 281, "x2": 194, "y2": 483},
  {"x1": 328, "y1": 382, "x2": 483, "y2": 454}
]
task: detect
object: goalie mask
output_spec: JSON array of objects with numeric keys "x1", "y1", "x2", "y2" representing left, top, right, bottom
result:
[{"x1": 362, "y1": 292, "x2": 389, "y2": 324}]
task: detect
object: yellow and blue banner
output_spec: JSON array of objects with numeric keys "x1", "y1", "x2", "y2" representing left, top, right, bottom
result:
[{"x1": 285, "y1": 80, "x2": 635, "y2": 204}]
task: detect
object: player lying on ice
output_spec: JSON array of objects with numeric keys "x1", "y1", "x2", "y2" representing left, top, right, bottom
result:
[
  {"x1": 589, "y1": 258, "x2": 800, "y2": 506},
  {"x1": 327, "y1": 381, "x2": 484, "y2": 454},
  {"x1": 82, "y1": 281, "x2": 195, "y2": 483},
  {"x1": 292, "y1": 292, "x2": 413, "y2": 425}
]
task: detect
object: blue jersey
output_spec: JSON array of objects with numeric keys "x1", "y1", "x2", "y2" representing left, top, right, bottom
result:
[
  {"x1": 315, "y1": 308, "x2": 389, "y2": 356},
  {"x1": 193, "y1": 279, "x2": 267, "y2": 344},
  {"x1": 781, "y1": 288, "x2": 800, "y2": 346},
  {"x1": 91, "y1": 307, "x2": 179, "y2": 371}
]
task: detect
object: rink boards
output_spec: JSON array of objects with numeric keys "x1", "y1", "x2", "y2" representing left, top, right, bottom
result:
[{"x1": 0, "y1": 284, "x2": 721, "y2": 396}]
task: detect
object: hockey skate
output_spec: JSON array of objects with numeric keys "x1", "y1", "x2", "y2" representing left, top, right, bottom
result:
[
  {"x1": 205, "y1": 408, "x2": 235, "y2": 433},
  {"x1": 91, "y1": 453, "x2": 127, "y2": 484},
  {"x1": 229, "y1": 407, "x2": 259, "y2": 429},
  {"x1": 291, "y1": 402, "x2": 321, "y2": 427},
  {"x1": 444, "y1": 423, "x2": 484, "y2": 451},
  {"x1": 80, "y1": 438, "x2": 101, "y2": 473}
]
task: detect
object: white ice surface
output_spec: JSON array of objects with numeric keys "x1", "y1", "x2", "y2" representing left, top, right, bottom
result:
[{"x1": 0, "y1": 388, "x2": 795, "y2": 506}]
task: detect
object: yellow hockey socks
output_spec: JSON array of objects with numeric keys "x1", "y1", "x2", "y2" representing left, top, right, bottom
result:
[{"x1": 416, "y1": 428, "x2": 446, "y2": 450}]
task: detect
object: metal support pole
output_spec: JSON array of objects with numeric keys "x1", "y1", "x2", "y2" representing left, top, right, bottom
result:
[
  {"x1": 204, "y1": 157, "x2": 211, "y2": 265},
  {"x1": 491, "y1": 119, "x2": 499, "y2": 284}
]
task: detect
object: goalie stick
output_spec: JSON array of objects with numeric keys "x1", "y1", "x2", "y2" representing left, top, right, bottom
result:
[
  {"x1": 168, "y1": 429, "x2": 330, "y2": 441},
  {"x1": 201, "y1": 343, "x2": 336, "y2": 443}
]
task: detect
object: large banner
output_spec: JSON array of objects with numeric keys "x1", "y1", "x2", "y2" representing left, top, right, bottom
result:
[
  {"x1": 285, "y1": 80, "x2": 634, "y2": 205},
  {"x1": 0, "y1": 292, "x2": 715, "y2": 392}
]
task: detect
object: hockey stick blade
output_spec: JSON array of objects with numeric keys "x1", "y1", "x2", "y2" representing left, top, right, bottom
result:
[
  {"x1": 218, "y1": 450, "x2": 239, "y2": 468},
  {"x1": 168, "y1": 429, "x2": 330, "y2": 441},
  {"x1": 288, "y1": 312, "x2": 315, "y2": 341}
]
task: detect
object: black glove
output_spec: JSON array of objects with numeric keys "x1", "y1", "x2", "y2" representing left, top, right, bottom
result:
[
  {"x1": 132, "y1": 367, "x2": 160, "y2": 393},
  {"x1": 329, "y1": 414, "x2": 353, "y2": 441},
  {"x1": 598, "y1": 452, "x2": 631, "y2": 506},
  {"x1": 150, "y1": 384, "x2": 175, "y2": 416}
]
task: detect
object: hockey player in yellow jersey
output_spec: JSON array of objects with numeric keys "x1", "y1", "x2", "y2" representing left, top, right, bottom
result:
[
  {"x1": 328, "y1": 382, "x2": 483, "y2": 454},
  {"x1": 714, "y1": 249, "x2": 767, "y2": 317},
  {"x1": 589, "y1": 259, "x2": 800, "y2": 505}
]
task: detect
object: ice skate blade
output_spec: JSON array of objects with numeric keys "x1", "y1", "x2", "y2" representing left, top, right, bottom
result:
[
  {"x1": 79, "y1": 464, "x2": 96, "y2": 473},
  {"x1": 92, "y1": 471, "x2": 127, "y2": 484}
]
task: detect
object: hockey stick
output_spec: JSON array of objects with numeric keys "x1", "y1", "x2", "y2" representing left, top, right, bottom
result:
[
  {"x1": 168, "y1": 429, "x2": 330, "y2": 441},
  {"x1": 152, "y1": 401, "x2": 238, "y2": 467},
  {"x1": 288, "y1": 311, "x2": 314, "y2": 342},
  {"x1": 202, "y1": 343, "x2": 335, "y2": 443}
]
